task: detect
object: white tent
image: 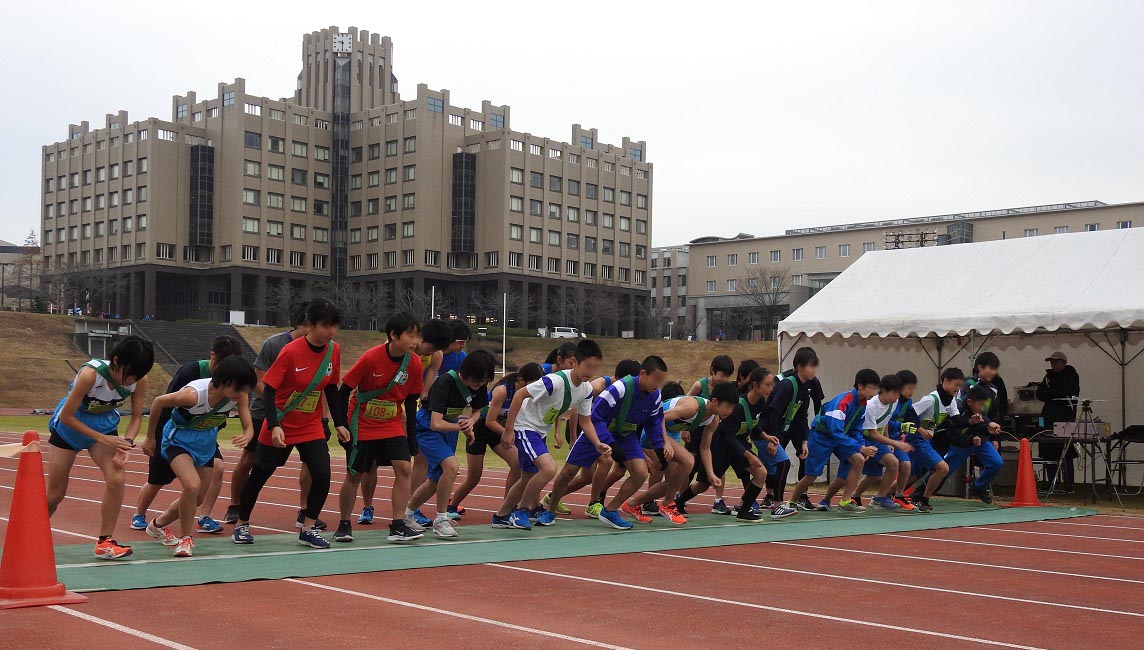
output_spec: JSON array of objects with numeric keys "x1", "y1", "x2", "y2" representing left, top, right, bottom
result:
[{"x1": 778, "y1": 228, "x2": 1144, "y2": 484}]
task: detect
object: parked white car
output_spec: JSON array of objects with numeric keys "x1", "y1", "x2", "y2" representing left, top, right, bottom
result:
[{"x1": 549, "y1": 326, "x2": 586, "y2": 339}]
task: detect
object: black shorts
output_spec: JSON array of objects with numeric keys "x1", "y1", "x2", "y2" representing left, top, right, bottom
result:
[
  {"x1": 148, "y1": 445, "x2": 222, "y2": 484},
  {"x1": 48, "y1": 429, "x2": 78, "y2": 452},
  {"x1": 243, "y1": 418, "x2": 265, "y2": 455},
  {"x1": 163, "y1": 445, "x2": 217, "y2": 469},
  {"x1": 405, "y1": 396, "x2": 420, "y2": 455},
  {"x1": 695, "y1": 437, "x2": 751, "y2": 485},
  {"x1": 253, "y1": 437, "x2": 331, "y2": 472},
  {"x1": 466, "y1": 424, "x2": 503, "y2": 455},
  {"x1": 341, "y1": 436, "x2": 411, "y2": 473}
]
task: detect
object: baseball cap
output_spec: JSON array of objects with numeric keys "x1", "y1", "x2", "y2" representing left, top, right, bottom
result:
[{"x1": 1045, "y1": 351, "x2": 1068, "y2": 363}]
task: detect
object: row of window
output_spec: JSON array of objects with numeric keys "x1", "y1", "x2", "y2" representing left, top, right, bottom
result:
[
  {"x1": 47, "y1": 131, "x2": 147, "y2": 161},
  {"x1": 43, "y1": 187, "x2": 149, "y2": 218},
  {"x1": 510, "y1": 199, "x2": 649, "y2": 232},
  {"x1": 507, "y1": 139, "x2": 646, "y2": 172},
  {"x1": 44, "y1": 215, "x2": 148, "y2": 243},
  {"x1": 514, "y1": 170, "x2": 648, "y2": 206},
  {"x1": 506, "y1": 224, "x2": 646, "y2": 257},
  {"x1": 44, "y1": 159, "x2": 149, "y2": 193},
  {"x1": 706, "y1": 243, "x2": 873, "y2": 268},
  {"x1": 650, "y1": 274, "x2": 687, "y2": 289},
  {"x1": 707, "y1": 276, "x2": 802, "y2": 293},
  {"x1": 1023, "y1": 222, "x2": 1131, "y2": 236},
  {"x1": 46, "y1": 243, "x2": 149, "y2": 270},
  {"x1": 238, "y1": 219, "x2": 417, "y2": 242}
]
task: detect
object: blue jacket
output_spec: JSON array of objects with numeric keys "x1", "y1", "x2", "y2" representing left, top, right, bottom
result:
[
  {"x1": 887, "y1": 396, "x2": 915, "y2": 440},
  {"x1": 812, "y1": 388, "x2": 867, "y2": 441},
  {"x1": 591, "y1": 377, "x2": 664, "y2": 446}
]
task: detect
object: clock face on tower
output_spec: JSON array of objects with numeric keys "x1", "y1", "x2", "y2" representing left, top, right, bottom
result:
[{"x1": 332, "y1": 33, "x2": 352, "y2": 53}]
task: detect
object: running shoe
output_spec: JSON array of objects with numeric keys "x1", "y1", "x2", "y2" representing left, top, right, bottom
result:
[
  {"x1": 334, "y1": 520, "x2": 354, "y2": 542},
  {"x1": 770, "y1": 503, "x2": 798, "y2": 519},
  {"x1": 585, "y1": 501, "x2": 604, "y2": 518},
  {"x1": 736, "y1": 509, "x2": 764, "y2": 522},
  {"x1": 970, "y1": 486, "x2": 994, "y2": 504},
  {"x1": 358, "y1": 505, "x2": 375, "y2": 525},
  {"x1": 674, "y1": 500, "x2": 689, "y2": 516},
  {"x1": 403, "y1": 514, "x2": 426, "y2": 533},
  {"x1": 620, "y1": 501, "x2": 653, "y2": 524},
  {"x1": 761, "y1": 495, "x2": 775, "y2": 509},
  {"x1": 196, "y1": 515, "x2": 223, "y2": 534},
  {"x1": 232, "y1": 524, "x2": 254, "y2": 544},
  {"x1": 130, "y1": 514, "x2": 148, "y2": 530},
  {"x1": 815, "y1": 499, "x2": 831, "y2": 512},
  {"x1": 795, "y1": 495, "x2": 817, "y2": 511},
  {"x1": 870, "y1": 496, "x2": 902, "y2": 511},
  {"x1": 388, "y1": 519, "x2": 423, "y2": 542},
  {"x1": 535, "y1": 510, "x2": 557, "y2": 526},
  {"x1": 94, "y1": 538, "x2": 133, "y2": 559},
  {"x1": 838, "y1": 499, "x2": 866, "y2": 513},
  {"x1": 296, "y1": 510, "x2": 329, "y2": 530},
  {"x1": 491, "y1": 513, "x2": 512, "y2": 529},
  {"x1": 298, "y1": 527, "x2": 331, "y2": 549},
  {"x1": 146, "y1": 519, "x2": 180, "y2": 546},
  {"x1": 912, "y1": 495, "x2": 933, "y2": 513},
  {"x1": 711, "y1": 499, "x2": 731, "y2": 515},
  {"x1": 642, "y1": 501, "x2": 660, "y2": 516},
  {"x1": 448, "y1": 498, "x2": 466, "y2": 515},
  {"x1": 410, "y1": 508, "x2": 433, "y2": 528},
  {"x1": 173, "y1": 536, "x2": 194, "y2": 558},
  {"x1": 432, "y1": 517, "x2": 459, "y2": 538},
  {"x1": 891, "y1": 495, "x2": 916, "y2": 512},
  {"x1": 223, "y1": 504, "x2": 241, "y2": 525},
  {"x1": 659, "y1": 502, "x2": 687, "y2": 525},
  {"x1": 540, "y1": 494, "x2": 571, "y2": 515},
  {"x1": 509, "y1": 508, "x2": 533, "y2": 530},
  {"x1": 529, "y1": 506, "x2": 547, "y2": 522},
  {"x1": 852, "y1": 495, "x2": 864, "y2": 507},
  {"x1": 598, "y1": 508, "x2": 634, "y2": 530},
  {"x1": 446, "y1": 505, "x2": 463, "y2": 521}
]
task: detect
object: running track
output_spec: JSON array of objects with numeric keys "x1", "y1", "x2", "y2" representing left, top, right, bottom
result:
[{"x1": 1, "y1": 430, "x2": 1140, "y2": 649}]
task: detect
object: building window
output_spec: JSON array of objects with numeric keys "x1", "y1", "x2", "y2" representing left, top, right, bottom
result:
[
  {"x1": 530, "y1": 199, "x2": 543, "y2": 216},
  {"x1": 527, "y1": 254, "x2": 541, "y2": 271},
  {"x1": 269, "y1": 165, "x2": 285, "y2": 182},
  {"x1": 706, "y1": 280, "x2": 716, "y2": 293},
  {"x1": 1054, "y1": 226, "x2": 1069, "y2": 235},
  {"x1": 529, "y1": 171, "x2": 542, "y2": 189},
  {"x1": 243, "y1": 160, "x2": 261, "y2": 177},
  {"x1": 292, "y1": 141, "x2": 308, "y2": 157},
  {"x1": 242, "y1": 189, "x2": 259, "y2": 206},
  {"x1": 267, "y1": 248, "x2": 282, "y2": 265},
  {"x1": 529, "y1": 227, "x2": 542, "y2": 244},
  {"x1": 383, "y1": 197, "x2": 396, "y2": 212},
  {"x1": 510, "y1": 168, "x2": 524, "y2": 184},
  {"x1": 586, "y1": 184, "x2": 598, "y2": 199},
  {"x1": 510, "y1": 139, "x2": 523, "y2": 151},
  {"x1": 291, "y1": 169, "x2": 307, "y2": 186},
  {"x1": 403, "y1": 136, "x2": 416, "y2": 153},
  {"x1": 619, "y1": 242, "x2": 630, "y2": 257},
  {"x1": 706, "y1": 255, "x2": 716, "y2": 267},
  {"x1": 315, "y1": 146, "x2": 330, "y2": 162},
  {"x1": 157, "y1": 243, "x2": 174, "y2": 260},
  {"x1": 367, "y1": 253, "x2": 379, "y2": 269},
  {"x1": 290, "y1": 251, "x2": 305, "y2": 267},
  {"x1": 244, "y1": 103, "x2": 261, "y2": 116},
  {"x1": 1085, "y1": 223, "x2": 1100, "y2": 232},
  {"x1": 549, "y1": 203, "x2": 561, "y2": 219},
  {"x1": 585, "y1": 236, "x2": 597, "y2": 253},
  {"x1": 727, "y1": 253, "x2": 737, "y2": 266},
  {"x1": 449, "y1": 114, "x2": 463, "y2": 126},
  {"x1": 727, "y1": 279, "x2": 737, "y2": 292},
  {"x1": 839, "y1": 244, "x2": 850, "y2": 258},
  {"x1": 385, "y1": 251, "x2": 397, "y2": 268},
  {"x1": 294, "y1": 115, "x2": 308, "y2": 126},
  {"x1": 510, "y1": 196, "x2": 524, "y2": 213},
  {"x1": 636, "y1": 194, "x2": 648, "y2": 209},
  {"x1": 242, "y1": 217, "x2": 260, "y2": 233},
  {"x1": 424, "y1": 250, "x2": 440, "y2": 266},
  {"x1": 291, "y1": 224, "x2": 306, "y2": 240},
  {"x1": 314, "y1": 172, "x2": 330, "y2": 189},
  {"x1": 404, "y1": 109, "x2": 417, "y2": 120},
  {"x1": 548, "y1": 230, "x2": 561, "y2": 246},
  {"x1": 1118, "y1": 220, "x2": 1133, "y2": 229},
  {"x1": 747, "y1": 251, "x2": 759, "y2": 264},
  {"x1": 401, "y1": 221, "x2": 414, "y2": 238},
  {"x1": 815, "y1": 246, "x2": 826, "y2": 260},
  {"x1": 585, "y1": 210, "x2": 597, "y2": 226},
  {"x1": 349, "y1": 255, "x2": 361, "y2": 271},
  {"x1": 619, "y1": 190, "x2": 631, "y2": 206},
  {"x1": 267, "y1": 221, "x2": 283, "y2": 237},
  {"x1": 403, "y1": 249, "x2": 415, "y2": 266},
  {"x1": 244, "y1": 131, "x2": 261, "y2": 149},
  {"x1": 529, "y1": 144, "x2": 542, "y2": 156},
  {"x1": 313, "y1": 254, "x2": 328, "y2": 270},
  {"x1": 403, "y1": 165, "x2": 415, "y2": 182},
  {"x1": 367, "y1": 225, "x2": 380, "y2": 241},
  {"x1": 313, "y1": 200, "x2": 329, "y2": 216},
  {"x1": 510, "y1": 224, "x2": 523, "y2": 240},
  {"x1": 864, "y1": 242, "x2": 876, "y2": 253},
  {"x1": 269, "y1": 109, "x2": 284, "y2": 121},
  {"x1": 268, "y1": 136, "x2": 285, "y2": 153},
  {"x1": 427, "y1": 97, "x2": 444, "y2": 113},
  {"x1": 603, "y1": 213, "x2": 615, "y2": 229},
  {"x1": 222, "y1": 91, "x2": 236, "y2": 106},
  {"x1": 403, "y1": 193, "x2": 415, "y2": 210},
  {"x1": 508, "y1": 251, "x2": 522, "y2": 268},
  {"x1": 566, "y1": 233, "x2": 579, "y2": 250},
  {"x1": 567, "y1": 207, "x2": 579, "y2": 223},
  {"x1": 603, "y1": 187, "x2": 615, "y2": 203},
  {"x1": 1025, "y1": 228, "x2": 1039, "y2": 237},
  {"x1": 792, "y1": 274, "x2": 804, "y2": 286},
  {"x1": 792, "y1": 248, "x2": 804, "y2": 261},
  {"x1": 602, "y1": 239, "x2": 614, "y2": 255},
  {"x1": 313, "y1": 227, "x2": 329, "y2": 243},
  {"x1": 241, "y1": 245, "x2": 258, "y2": 262}
]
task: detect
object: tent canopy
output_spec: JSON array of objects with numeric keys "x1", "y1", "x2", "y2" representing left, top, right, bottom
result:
[{"x1": 778, "y1": 228, "x2": 1144, "y2": 339}]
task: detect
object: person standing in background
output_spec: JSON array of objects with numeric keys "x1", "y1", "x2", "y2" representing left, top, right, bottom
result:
[{"x1": 1037, "y1": 352, "x2": 1080, "y2": 492}]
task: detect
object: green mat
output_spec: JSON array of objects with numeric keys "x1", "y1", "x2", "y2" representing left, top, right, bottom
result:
[{"x1": 56, "y1": 501, "x2": 1093, "y2": 592}]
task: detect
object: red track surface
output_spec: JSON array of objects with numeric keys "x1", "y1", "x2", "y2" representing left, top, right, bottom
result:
[{"x1": 1, "y1": 430, "x2": 1141, "y2": 649}]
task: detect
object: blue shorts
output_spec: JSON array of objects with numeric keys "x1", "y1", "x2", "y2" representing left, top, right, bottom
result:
[
  {"x1": 48, "y1": 398, "x2": 120, "y2": 452},
  {"x1": 754, "y1": 439, "x2": 790, "y2": 473},
  {"x1": 641, "y1": 428, "x2": 682, "y2": 449},
  {"x1": 160, "y1": 419, "x2": 219, "y2": 467},
  {"x1": 804, "y1": 431, "x2": 863, "y2": 478},
  {"x1": 567, "y1": 430, "x2": 646, "y2": 467},
  {"x1": 515, "y1": 429, "x2": 549, "y2": 474},
  {"x1": 417, "y1": 429, "x2": 459, "y2": 482},
  {"x1": 908, "y1": 436, "x2": 945, "y2": 474}
]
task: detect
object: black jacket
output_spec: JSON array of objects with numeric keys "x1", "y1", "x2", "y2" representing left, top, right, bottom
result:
[{"x1": 1037, "y1": 365, "x2": 1080, "y2": 424}]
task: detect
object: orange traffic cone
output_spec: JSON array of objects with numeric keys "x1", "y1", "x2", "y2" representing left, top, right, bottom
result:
[
  {"x1": 1009, "y1": 438, "x2": 1043, "y2": 508},
  {"x1": 0, "y1": 431, "x2": 87, "y2": 609}
]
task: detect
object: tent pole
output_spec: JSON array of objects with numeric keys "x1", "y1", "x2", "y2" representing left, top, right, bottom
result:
[{"x1": 1122, "y1": 329, "x2": 1127, "y2": 432}]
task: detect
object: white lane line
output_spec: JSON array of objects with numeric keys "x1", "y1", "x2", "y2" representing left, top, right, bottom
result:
[
  {"x1": 1045, "y1": 520, "x2": 1144, "y2": 532},
  {"x1": 970, "y1": 526, "x2": 1144, "y2": 544},
  {"x1": 645, "y1": 551, "x2": 1143, "y2": 618},
  {"x1": 878, "y1": 533, "x2": 1144, "y2": 561},
  {"x1": 769, "y1": 540, "x2": 1142, "y2": 584},
  {"x1": 484, "y1": 563, "x2": 1048, "y2": 650},
  {"x1": 1095, "y1": 513, "x2": 1144, "y2": 520},
  {"x1": 0, "y1": 514, "x2": 91, "y2": 540},
  {"x1": 47, "y1": 606, "x2": 197, "y2": 649},
  {"x1": 285, "y1": 578, "x2": 632, "y2": 649}
]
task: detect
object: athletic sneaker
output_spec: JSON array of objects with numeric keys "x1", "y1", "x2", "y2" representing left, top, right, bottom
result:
[
  {"x1": 535, "y1": 510, "x2": 557, "y2": 526},
  {"x1": 674, "y1": 500, "x2": 689, "y2": 516},
  {"x1": 541, "y1": 494, "x2": 571, "y2": 515},
  {"x1": 794, "y1": 496, "x2": 817, "y2": 511},
  {"x1": 711, "y1": 499, "x2": 731, "y2": 515},
  {"x1": 870, "y1": 496, "x2": 902, "y2": 511},
  {"x1": 224, "y1": 505, "x2": 241, "y2": 525},
  {"x1": 970, "y1": 486, "x2": 994, "y2": 504},
  {"x1": 509, "y1": 508, "x2": 533, "y2": 530},
  {"x1": 528, "y1": 506, "x2": 547, "y2": 522},
  {"x1": 432, "y1": 517, "x2": 459, "y2": 538},
  {"x1": 659, "y1": 502, "x2": 687, "y2": 525},
  {"x1": 642, "y1": 501, "x2": 660, "y2": 516},
  {"x1": 232, "y1": 524, "x2": 254, "y2": 544},
  {"x1": 130, "y1": 514, "x2": 148, "y2": 530},
  {"x1": 388, "y1": 519, "x2": 424, "y2": 542},
  {"x1": 448, "y1": 499, "x2": 466, "y2": 515},
  {"x1": 815, "y1": 499, "x2": 831, "y2": 512},
  {"x1": 913, "y1": 495, "x2": 934, "y2": 513},
  {"x1": 403, "y1": 514, "x2": 426, "y2": 533},
  {"x1": 296, "y1": 510, "x2": 329, "y2": 530},
  {"x1": 838, "y1": 499, "x2": 866, "y2": 513},
  {"x1": 491, "y1": 514, "x2": 513, "y2": 529},
  {"x1": 891, "y1": 495, "x2": 916, "y2": 512},
  {"x1": 173, "y1": 536, "x2": 194, "y2": 558},
  {"x1": 620, "y1": 502, "x2": 653, "y2": 524},
  {"x1": 446, "y1": 505, "x2": 463, "y2": 521},
  {"x1": 146, "y1": 519, "x2": 180, "y2": 546},
  {"x1": 410, "y1": 509, "x2": 433, "y2": 528},
  {"x1": 94, "y1": 538, "x2": 133, "y2": 559},
  {"x1": 771, "y1": 503, "x2": 798, "y2": 519},
  {"x1": 761, "y1": 495, "x2": 775, "y2": 509},
  {"x1": 298, "y1": 527, "x2": 331, "y2": 549},
  {"x1": 736, "y1": 509, "x2": 764, "y2": 522},
  {"x1": 599, "y1": 508, "x2": 634, "y2": 530},
  {"x1": 196, "y1": 515, "x2": 223, "y2": 534},
  {"x1": 585, "y1": 501, "x2": 604, "y2": 518},
  {"x1": 852, "y1": 495, "x2": 864, "y2": 507},
  {"x1": 334, "y1": 520, "x2": 354, "y2": 542},
  {"x1": 358, "y1": 506, "x2": 375, "y2": 525}
]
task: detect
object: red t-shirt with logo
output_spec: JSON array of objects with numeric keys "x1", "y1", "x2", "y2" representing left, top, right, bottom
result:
[
  {"x1": 258, "y1": 337, "x2": 341, "y2": 445},
  {"x1": 343, "y1": 344, "x2": 425, "y2": 441}
]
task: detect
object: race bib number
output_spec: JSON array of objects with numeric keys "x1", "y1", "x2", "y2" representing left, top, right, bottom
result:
[
  {"x1": 616, "y1": 422, "x2": 639, "y2": 436},
  {"x1": 364, "y1": 399, "x2": 400, "y2": 421},
  {"x1": 445, "y1": 407, "x2": 466, "y2": 421},
  {"x1": 84, "y1": 402, "x2": 118, "y2": 415},
  {"x1": 188, "y1": 414, "x2": 227, "y2": 430},
  {"x1": 287, "y1": 390, "x2": 320, "y2": 414},
  {"x1": 542, "y1": 406, "x2": 564, "y2": 425}
]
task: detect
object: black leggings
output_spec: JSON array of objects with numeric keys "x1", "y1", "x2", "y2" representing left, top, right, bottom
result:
[
  {"x1": 765, "y1": 459, "x2": 792, "y2": 501},
  {"x1": 240, "y1": 438, "x2": 331, "y2": 522},
  {"x1": 775, "y1": 432, "x2": 806, "y2": 481}
]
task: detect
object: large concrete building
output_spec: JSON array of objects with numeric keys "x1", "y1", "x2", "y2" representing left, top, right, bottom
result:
[
  {"x1": 40, "y1": 26, "x2": 653, "y2": 335},
  {"x1": 663, "y1": 200, "x2": 1140, "y2": 341}
]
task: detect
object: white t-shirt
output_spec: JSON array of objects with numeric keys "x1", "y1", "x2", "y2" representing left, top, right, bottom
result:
[
  {"x1": 862, "y1": 393, "x2": 896, "y2": 433},
  {"x1": 514, "y1": 370, "x2": 595, "y2": 433},
  {"x1": 912, "y1": 390, "x2": 960, "y2": 426}
]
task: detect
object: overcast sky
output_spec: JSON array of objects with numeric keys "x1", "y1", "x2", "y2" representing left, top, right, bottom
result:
[{"x1": 4, "y1": 1, "x2": 1144, "y2": 247}]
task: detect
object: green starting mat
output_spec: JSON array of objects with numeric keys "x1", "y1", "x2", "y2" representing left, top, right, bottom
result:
[{"x1": 55, "y1": 500, "x2": 1093, "y2": 592}]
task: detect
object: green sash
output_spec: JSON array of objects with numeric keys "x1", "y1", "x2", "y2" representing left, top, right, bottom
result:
[
  {"x1": 781, "y1": 375, "x2": 801, "y2": 432},
  {"x1": 608, "y1": 376, "x2": 640, "y2": 437},
  {"x1": 541, "y1": 372, "x2": 574, "y2": 425},
  {"x1": 87, "y1": 360, "x2": 132, "y2": 401},
  {"x1": 737, "y1": 397, "x2": 758, "y2": 437},
  {"x1": 181, "y1": 396, "x2": 231, "y2": 430},
  {"x1": 698, "y1": 377, "x2": 710, "y2": 399},
  {"x1": 275, "y1": 342, "x2": 334, "y2": 420},
  {"x1": 198, "y1": 359, "x2": 211, "y2": 379},
  {"x1": 347, "y1": 351, "x2": 411, "y2": 474}
]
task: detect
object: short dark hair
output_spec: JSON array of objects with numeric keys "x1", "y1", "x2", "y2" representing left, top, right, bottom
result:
[
  {"x1": 289, "y1": 302, "x2": 308, "y2": 328},
  {"x1": 420, "y1": 319, "x2": 452, "y2": 351},
  {"x1": 557, "y1": 341, "x2": 578, "y2": 360},
  {"x1": 574, "y1": 339, "x2": 603, "y2": 362},
  {"x1": 711, "y1": 381, "x2": 741, "y2": 403},
  {"x1": 211, "y1": 335, "x2": 243, "y2": 359},
  {"x1": 661, "y1": 382, "x2": 685, "y2": 400},
  {"x1": 793, "y1": 347, "x2": 819, "y2": 369},
  {"x1": 212, "y1": 356, "x2": 257, "y2": 390},
  {"x1": 742, "y1": 367, "x2": 774, "y2": 394},
  {"x1": 109, "y1": 336, "x2": 155, "y2": 381},
  {"x1": 449, "y1": 320, "x2": 472, "y2": 342},
  {"x1": 941, "y1": 367, "x2": 966, "y2": 383},
  {"x1": 641, "y1": 355, "x2": 668, "y2": 375},
  {"x1": 498, "y1": 362, "x2": 544, "y2": 389},
  {"x1": 896, "y1": 369, "x2": 918, "y2": 387},
  {"x1": 615, "y1": 358, "x2": 641, "y2": 379},
  {"x1": 854, "y1": 369, "x2": 881, "y2": 388},
  {"x1": 975, "y1": 352, "x2": 1000, "y2": 371},
  {"x1": 385, "y1": 312, "x2": 420, "y2": 341},
  {"x1": 736, "y1": 359, "x2": 760, "y2": 382},
  {"x1": 880, "y1": 374, "x2": 903, "y2": 392},
  {"x1": 966, "y1": 384, "x2": 992, "y2": 403},
  {"x1": 710, "y1": 355, "x2": 734, "y2": 376},
  {"x1": 459, "y1": 349, "x2": 496, "y2": 384},
  {"x1": 304, "y1": 299, "x2": 340, "y2": 327}
]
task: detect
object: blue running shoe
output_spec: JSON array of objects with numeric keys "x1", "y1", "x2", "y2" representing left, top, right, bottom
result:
[
  {"x1": 358, "y1": 506, "x2": 375, "y2": 525},
  {"x1": 529, "y1": 506, "x2": 547, "y2": 522},
  {"x1": 535, "y1": 510, "x2": 557, "y2": 526},
  {"x1": 298, "y1": 527, "x2": 331, "y2": 549},
  {"x1": 411, "y1": 509, "x2": 432, "y2": 528},
  {"x1": 509, "y1": 508, "x2": 533, "y2": 530},
  {"x1": 711, "y1": 499, "x2": 731, "y2": 515},
  {"x1": 598, "y1": 508, "x2": 634, "y2": 530},
  {"x1": 130, "y1": 514, "x2": 148, "y2": 530},
  {"x1": 232, "y1": 524, "x2": 254, "y2": 544},
  {"x1": 816, "y1": 499, "x2": 832, "y2": 512},
  {"x1": 446, "y1": 505, "x2": 463, "y2": 521},
  {"x1": 871, "y1": 496, "x2": 902, "y2": 511},
  {"x1": 196, "y1": 515, "x2": 222, "y2": 534},
  {"x1": 491, "y1": 514, "x2": 512, "y2": 529}
]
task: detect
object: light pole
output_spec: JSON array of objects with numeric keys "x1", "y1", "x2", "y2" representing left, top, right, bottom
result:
[{"x1": 0, "y1": 262, "x2": 12, "y2": 311}]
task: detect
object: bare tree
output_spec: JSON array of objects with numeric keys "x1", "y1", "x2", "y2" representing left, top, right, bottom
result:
[
  {"x1": 6, "y1": 230, "x2": 43, "y2": 311},
  {"x1": 45, "y1": 261, "x2": 127, "y2": 316},
  {"x1": 734, "y1": 265, "x2": 793, "y2": 340},
  {"x1": 470, "y1": 289, "x2": 533, "y2": 327},
  {"x1": 636, "y1": 296, "x2": 667, "y2": 339}
]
